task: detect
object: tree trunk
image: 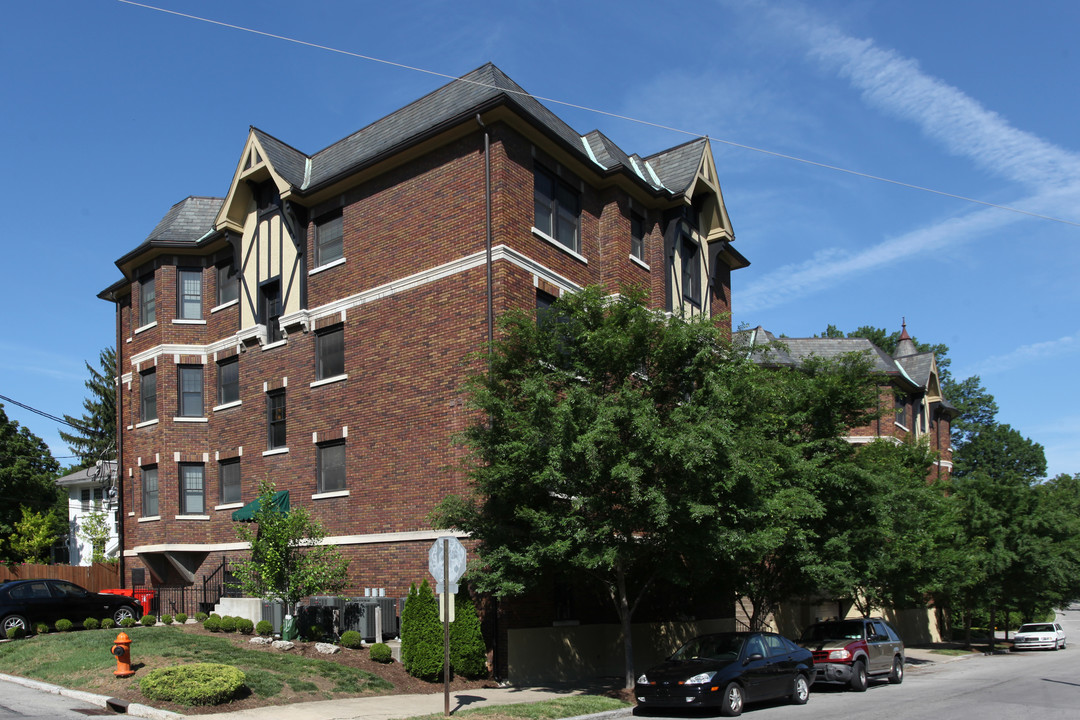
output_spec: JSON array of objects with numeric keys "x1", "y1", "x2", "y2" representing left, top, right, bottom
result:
[
  {"x1": 616, "y1": 562, "x2": 635, "y2": 690},
  {"x1": 988, "y1": 606, "x2": 996, "y2": 651}
]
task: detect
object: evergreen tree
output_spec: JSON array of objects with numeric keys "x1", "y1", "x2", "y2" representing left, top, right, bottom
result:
[
  {"x1": 400, "y1": 579, "x2": 444, "y2": 680},
  {"x1": 59, "y1": 347, "x2": 117, "y2": 468},
  {"x1": 450, "y1": 588, "x2": 488, "y2": 678}
]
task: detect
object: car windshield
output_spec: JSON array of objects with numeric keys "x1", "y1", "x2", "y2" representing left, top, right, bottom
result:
[
  {"x1": 671, "y1": 635, "x2": 745, "y2": 661},
  {"x1": 1018, "y1": 624, "x2": 1055, "y2": 633},
  {"x1": 800, "y1": 621, "x2": 865, "y2": 643}
]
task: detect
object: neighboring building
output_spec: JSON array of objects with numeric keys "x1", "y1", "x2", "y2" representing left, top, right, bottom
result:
[
  {"x1": 99, "y1": 63, "x2": 748, "y2": 679},
  {"x1": 735, "y1": 322, "x2": 958, "y2": 480},
  {"x1": 55, "y1": 460, "x2": 120, "y2": 565}
]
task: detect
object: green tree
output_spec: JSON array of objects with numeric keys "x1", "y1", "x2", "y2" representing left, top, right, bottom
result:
[
  {"x1": 0, "y1": 403, "x2": 60, "y2": 562},
  {"x1": 400, "y1": 580, "x2": 444, "y2": 680},
  {"x1": 77, "y1": 509, "x2": 113, "y2": 563},
  {"x1": 58, "y1": 348, "x2": 117, "y2": 468},
  {"x1": 10, "y1": 507, "x2": 64, "y2": 563},
  {"x1": 231, "y1": 480, "x2": 349, "y2": 615},
  {"x1": 450, "y1": 588, "x2": 488, "y2": 678}
]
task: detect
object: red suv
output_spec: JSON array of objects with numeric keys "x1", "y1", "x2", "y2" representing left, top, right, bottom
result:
[{"x1": 798, "y1": 618, "x2": 905, "y2": 691}]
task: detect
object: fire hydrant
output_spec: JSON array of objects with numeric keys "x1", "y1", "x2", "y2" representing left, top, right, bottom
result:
[{"x1": 111, "y1": 632, "x2": 134, "y2": 677}]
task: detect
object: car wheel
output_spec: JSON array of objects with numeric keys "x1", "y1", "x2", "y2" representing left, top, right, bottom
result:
[
  {"x1": 2, "y1": 614, "x2": 30, "y2": 634},
  {"x1": 849, "y1": 659, "x2": 868, "y2": 692},
  {"x1": 113, "y1": 605, "x2": 137, "y2": 623},
  {"x1": 790, "y1": 674, "x2": 810, "y2": 705},
  {"x1": 719, "y1": 682, "x2": 744, "y2": 717},
  {"x1": 888, "y1": 657, "x2": 904, "y2": 684}
]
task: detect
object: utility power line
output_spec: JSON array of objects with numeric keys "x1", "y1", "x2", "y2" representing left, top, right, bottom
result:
[{"x1": 116, "y1": 0, "x2": 1080, "y2": 228}]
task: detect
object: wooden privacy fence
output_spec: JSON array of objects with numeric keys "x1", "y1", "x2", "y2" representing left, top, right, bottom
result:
[{"x1": 0, "y1": 562, "x2": 120, "y2": 591}]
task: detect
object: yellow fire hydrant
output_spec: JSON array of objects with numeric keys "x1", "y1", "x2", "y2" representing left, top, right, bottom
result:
[{"x1": 111, "y1": 632, "x2": 134, "y2": 677}]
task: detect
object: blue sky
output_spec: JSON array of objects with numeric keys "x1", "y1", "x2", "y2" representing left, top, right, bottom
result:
[{"x1": 2, "y1": 0, "x2": 1077, "y2": 477}]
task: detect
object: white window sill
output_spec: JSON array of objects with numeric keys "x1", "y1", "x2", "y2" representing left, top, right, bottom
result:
[
  {"x1": 213, "y1": 400, "x2": 242, "y2": 412},
  {"x1": 215, "y1": 502, "x2": 244, "y2": 511},
  {"x1": 137, "y1": 515, "x2": 161, "y2": 523},
  {"x1": 175, "y1": 515, "x2": 210, "y2": 521},
  {"x1": 310, "y1": 374, "x2": 348, "y2": 388},
  {"x1": 135, "y1": 419, "x2": 159, "y2": 429},
  {"x1": 128, "y1": 512, "x2": 135, "y2": 517},
  {"x1": 211, "y1": 299, "x2": 239, "y2": 314},
  {"x1": 630, "y1": 254, "x2": 650, "y2": 271},
  {"x1": 262, "y1": 340, "x2": 287, "y2": 351},
  {"x1": 312, "y1": 490, "x2": 350, "y2": 500},
  {"x1": 309, "y1": 257, "x2": 346, "y2": 276},
  {"x1": 173, "y1": 416, "x2": 209, "y2": 423},
  {"x1": 894, "y1": 422, "x2": 910, "y2": 432},
  {"x1": 533, "y1": 227, "x2": 587, "y2": 264},
  {"x1": 126, "y1": 425, "x2": 134, "y2": 430},
  {"x1": 172, "y1": 319, "x2": 206, "y2": 325},
  {"x1": 263, "y1": 447, "x2": 289, "y2": 457},
  {"x1": 134, "y1": 321, "x2": 158, "y2": 335}
]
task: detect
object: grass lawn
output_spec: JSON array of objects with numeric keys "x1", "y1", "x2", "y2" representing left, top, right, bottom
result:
[{"x1": 407, "y1": 696, "x2": 630, "y2": 720}]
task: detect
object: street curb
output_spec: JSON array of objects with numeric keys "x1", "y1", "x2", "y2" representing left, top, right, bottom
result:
[
  {"x1": 561, "y1": 708, "x2": 635, "y2": 720},
  {"x1": 0, "y1": 672, "x2": 182, "y2": 720}
]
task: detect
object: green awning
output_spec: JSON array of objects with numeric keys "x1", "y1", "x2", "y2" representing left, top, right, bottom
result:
[{"x1": 231, "y1": 490, "x2": 290, "y2": 521}]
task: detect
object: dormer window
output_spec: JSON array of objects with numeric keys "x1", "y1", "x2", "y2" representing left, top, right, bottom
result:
[
  {"x1": 260, "y1": 279, "x2": 283, "y2": 344},
  {"x1": 680, "y1": 235, "x2": 700, "y2": 306}
]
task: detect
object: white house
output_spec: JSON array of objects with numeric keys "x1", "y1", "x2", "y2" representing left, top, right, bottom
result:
[{"x1": 55, "y1": 460, "x2": 120, "y2": 565}]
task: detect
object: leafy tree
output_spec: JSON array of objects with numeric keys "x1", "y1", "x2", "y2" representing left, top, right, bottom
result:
[
  {"x1": 77, "y1": 509, "x2": 113, "y2": 563},
  {"x1": 58, "y1": 348, "x2": 116, "y2": 468},
  {"x1": 231, "y1": 480, "x2": 349, "y2": 615},
  {"x1": 945, "y1": 375, "x2": 998, "y2": 447},
  {"x1": 0, "y1": 403, "x2": 60, "y2": 562},
  {"x1": 10, "y1": 507, "x2": 64, "y2": 563}
]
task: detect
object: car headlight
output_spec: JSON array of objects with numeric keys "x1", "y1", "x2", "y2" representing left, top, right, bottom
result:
[
  {"x1": 828, "y1": 649, "x2": 852, "y2": 660},
  {"x1": 636, "y1": 674, "x2": 649, "y2": 685},
  {"x1": 685, "y1": 671, "x2": 716, "y2": 685}
]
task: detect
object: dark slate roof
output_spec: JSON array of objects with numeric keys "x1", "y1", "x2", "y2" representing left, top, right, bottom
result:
[
  {"x1": 144, "y1": 197, "x2": 224, "y2": 245},
  {"x1": 254, "y1": 63, "x2": 686, "y2": 196},
  {"x1": 733, "y1": 327, "x2": 915, "y2": 380},
  {"x1": 895, "y1": 353, "x2": 935, "y2": 387},
  {"x1": 253, "y1": 129, "x2": 308, "y2": 188},
  {"x1": 646, "y1": 138, "x2": 708, "y2": 194}
]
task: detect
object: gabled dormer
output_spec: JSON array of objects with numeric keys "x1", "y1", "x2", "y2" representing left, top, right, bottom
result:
[{"x1": 215, "y1": 129, "x2": 310, "y2": 347}]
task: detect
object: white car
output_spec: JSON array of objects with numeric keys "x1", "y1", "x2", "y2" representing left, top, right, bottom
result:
[{"x1": 1012, "y1": 622, "x2": 1066, "y2": 651}]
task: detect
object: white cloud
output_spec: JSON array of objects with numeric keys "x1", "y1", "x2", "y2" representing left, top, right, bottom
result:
[{"x1": 965, "y1": 332, "x2": 1080, "y2": 376}]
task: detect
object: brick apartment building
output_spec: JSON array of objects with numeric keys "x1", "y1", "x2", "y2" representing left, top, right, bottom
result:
[
  {"x1": 99, "y1": 63, "x2": 749, "y2": 679},
  {"x1": 735, "y1": 323, "x2": 957, "y2": 480}
]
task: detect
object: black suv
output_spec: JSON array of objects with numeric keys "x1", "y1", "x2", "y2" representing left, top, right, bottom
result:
[
  {"x1": 0, "y1": 579, "x2": 142, "y2": 634},
  {"x1": 798, "y1": 618, "x2": 905, "y2": 691}
]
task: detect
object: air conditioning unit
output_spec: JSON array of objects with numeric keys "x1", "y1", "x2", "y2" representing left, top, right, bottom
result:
[
  {"x1": 341, "y1": 598, "x2": 401, "y2": 642},
  {"x1": 307, "y1": 595, "x2": 346, "y2": 609},
  {"x1": 261, "y1": 600, "x2": 285, "y2": 634}
]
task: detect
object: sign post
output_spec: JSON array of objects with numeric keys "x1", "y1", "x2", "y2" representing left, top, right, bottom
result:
[{"x1": 429, "y1": 536, "x2": 466, "y2": 717}]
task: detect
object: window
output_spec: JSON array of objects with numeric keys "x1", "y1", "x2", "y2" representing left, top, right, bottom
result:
[
  {"x1": 534, "y1": 166, "x2": 580, "y2": 253},
  {"x1": 316, "y1": 326, "x2": 345, "y2": 380},
  {"x1": 178, "y1": 365, "x2": 204, "y2": 417},
  {"x1": 631, "y1": 213, "x2": 645, "y2": 261},
  {"x1": 680, "y1": 235, "x2": 700, "y2": 305},
  {"x1": 895, "y1": 394, "x2": 908, "y2": 428},
  {"x1": 267, "y1": 390, "x2": 286, "y2": 450},
  {"x1": 139, "y1": 274, "x2": 155, "y2": 326},
  {"x1": 219, "y1": 459, "x2": 241, "y2": 504},
  {"x1": 260, "y1": 280, "x2": 283, "y2": 343},
  {"x1": 217, "y1": 357, "x2": 239, "y2": 405},
  {"x1": 315, "y1": 212, "x2": 344, "y2": 267},
  {"x1": 142, "y1": 466, "x2": 158, "y2": 517},
  {"x1": 318, "y1": 441, "x2": 346, "y2": 493},
  {"x1": 177, "y1": 268, "x2": 203, "y2": 319},
  {"x1": 80, "y1": 488, "x2": 91, "y2": 512},
  {"x1": 217, "y1": 262, "x2": 238, "y2": 306},
  {"x1": 536, "y1": 288, "x2": 557, "y2": 326},
  {"x1": 179, "y1": 463, "x2": 205, "y2": 515},
  {"x1": 140, "y1": 369, "x2": 157, "y2": 422}
]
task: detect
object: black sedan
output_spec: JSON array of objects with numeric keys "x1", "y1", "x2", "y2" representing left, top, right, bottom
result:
[
  {"x1": 0, "y1": 579, "x2": 142, "y2": 634},
  {"x1": 635, "y1": 631, "x2": 814, "y2": 716}
]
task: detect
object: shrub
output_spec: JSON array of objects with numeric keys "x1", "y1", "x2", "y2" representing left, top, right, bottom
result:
[
  {"x1": 140, "y1": 614, "x2": 157, "y2": 627},
  {"x1": 161, "y1": 614, "x2": 173, "y2": 625},
  {"x1": 35, "y1": 623, "x2": 50, "y2": 634},
  {"x1": 175, "y1": 613, "x2": 188, "y2": 624},
  {"x1": 237, "y1": 618, "x2": 254, "y2": 635},
  {"x1": 220, "y1": 616, "x2": 238, "y2": 633},
  {"x1": 210, "y1": 613, "x2": 221, "y2": 620},
  {"x1": 139, "y1": 663, "x2": 246, "y2": 706},
  {"x1": 340, "y1": 630, "x2": 363, "y2": 649},
  {"x1": 401, "y1": 579, "x2": 444, "y2": 680},
  {"x1": 203, "y1": 616, "x2": 222, "y2": 632},
  {"x1": 101, "y1": 618, "x2": 115, "y2": 630},
  {"x1": 120, "y1": 617, "x2": 137, "y2": 628},
  {"x1": 256, "y1": 620, "x2": 273, "y2": 636},
  {"x1": 55, "y1": 619, "x2": 74, "y2": 632},
  {"x1": 6, "y1": 626, "x2": 26, "y2": 640},
  {"x1": 83, "y1": 617, "x2": 100, "y2": 630},
  {"x1": 370, "y1": 643, "x2": 393, "y2": 663},
  {"x1": 195, "y1": 612, "x2": 208, "y2": 622},
  {"x1": 450, "y1": 589, "x2": 489, "y2": 678}
]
